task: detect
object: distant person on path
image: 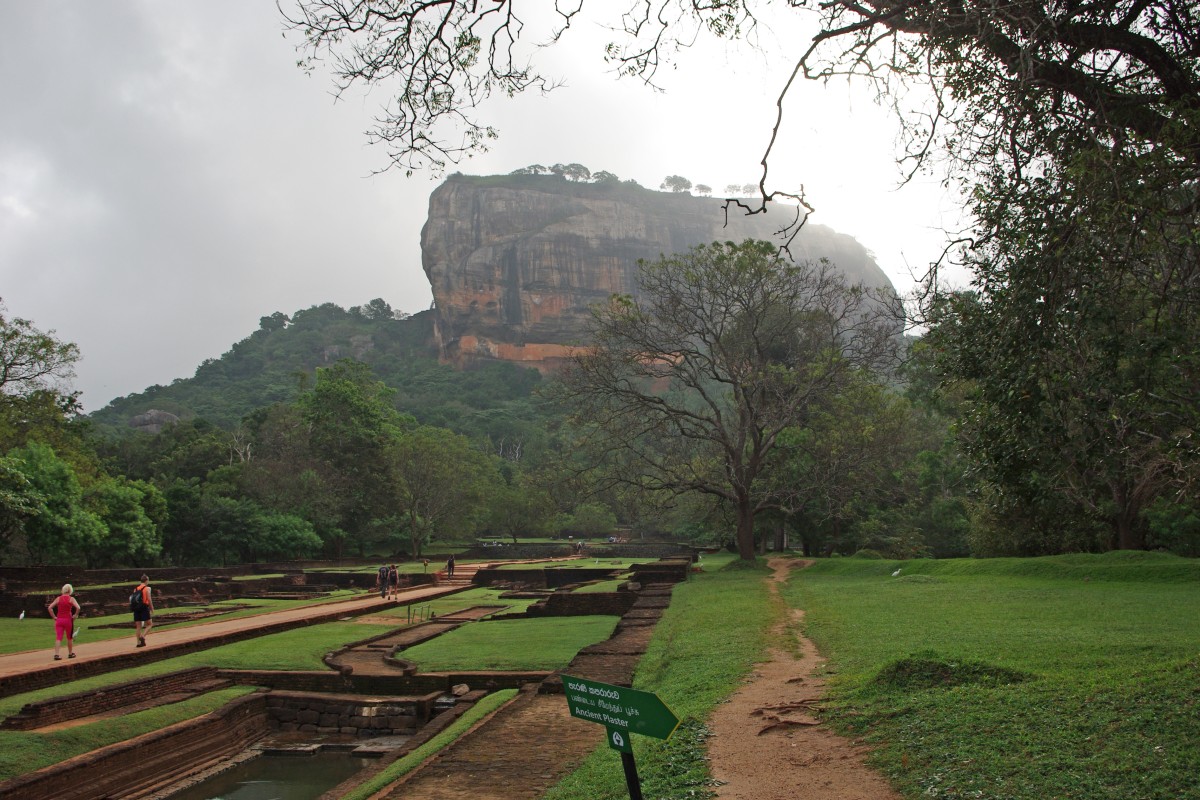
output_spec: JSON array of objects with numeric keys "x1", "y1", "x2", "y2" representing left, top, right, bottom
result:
[
  {"x1": 131, "y1": 575, "x2": 153, "y2": 648},
  {"x1": 388, "y1": 564, "x2": 399, "y2": 599},
  {"x1": 47, "y1": 583, "x2": 81, "y2": 660},
  {"x1": 446, "y1": 554, "x2": 455, "y2": 579},
  {"x1": 377, "y1": 563, "x2": 389, "y2": 598}
]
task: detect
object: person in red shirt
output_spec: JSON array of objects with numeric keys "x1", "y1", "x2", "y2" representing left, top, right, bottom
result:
[{"x1": 47, "y1": 583, "x2": 81, "y2": 660}]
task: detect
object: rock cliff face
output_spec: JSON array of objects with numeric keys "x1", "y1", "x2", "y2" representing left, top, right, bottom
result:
[{"x1": 421, "y1": 174, "x2": 895, "y2": 370}]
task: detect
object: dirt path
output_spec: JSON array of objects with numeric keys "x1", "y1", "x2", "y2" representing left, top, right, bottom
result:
[{"x1": 707, "y1": 558, "x2": 901, "y2": 800}]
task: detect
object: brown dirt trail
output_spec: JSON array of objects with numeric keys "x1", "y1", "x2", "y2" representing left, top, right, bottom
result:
[{"x1": 707, "y1": 557, "x2": 901, "y2": 800}]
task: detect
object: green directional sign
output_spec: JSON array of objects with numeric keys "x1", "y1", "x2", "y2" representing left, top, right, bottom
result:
[{"x1": 561, "y1": 674, "x2": 681, "y2": 748}]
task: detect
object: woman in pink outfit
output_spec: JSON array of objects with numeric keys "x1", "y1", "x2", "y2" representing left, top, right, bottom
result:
[{"x1": 47, "y1": 583, "x2": 81, "y2": 660}]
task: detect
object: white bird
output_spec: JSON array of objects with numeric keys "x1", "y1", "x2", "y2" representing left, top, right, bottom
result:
[
  {"x1": 18, "y1": 610, "x2": 24, "y2": 620},
  {"x1": 891, "y1": 568, "x2": 902, "y2": 577}
]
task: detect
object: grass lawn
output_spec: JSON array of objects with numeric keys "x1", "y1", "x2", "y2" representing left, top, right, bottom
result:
[
  {"x1": 401, "y1": 616, "x2": 621, "y2": 671},
  {"x1": 785, "y1": 552, "x2": 1200, "y2": 800}
]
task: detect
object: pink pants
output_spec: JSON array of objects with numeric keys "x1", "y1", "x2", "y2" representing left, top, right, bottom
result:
[{"x1": 55, "y1": 619, "x2": 73, "y2": 642}]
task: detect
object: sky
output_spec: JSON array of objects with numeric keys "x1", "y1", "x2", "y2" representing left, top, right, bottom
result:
[{"x1": 1, "y1": 2, "x2": 964, "y2": 412}]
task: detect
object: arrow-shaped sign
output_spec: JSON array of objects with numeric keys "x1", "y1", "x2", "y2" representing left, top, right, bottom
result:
[{"x1": 561, "y1": 674, "x2": 680, "y2": 742}]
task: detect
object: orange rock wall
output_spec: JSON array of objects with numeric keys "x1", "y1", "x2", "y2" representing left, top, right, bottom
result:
[{"x1": 420, "y1": 175, "x2": 893, "y2": 372}]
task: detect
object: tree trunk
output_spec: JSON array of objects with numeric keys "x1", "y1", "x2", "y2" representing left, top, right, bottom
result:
[
  {"x1": 1111, "y1": 484, "x2": 1146, "y2": 550},
  {"x1": 773, "y1": 521, "x2": 786, "y2": 553},
  {"x1": 1113, "y1": 509, "x2": 1145, "y2": 550},
  {"x1": 735, "y1": 501, "x2": 756, "y2": 561}
]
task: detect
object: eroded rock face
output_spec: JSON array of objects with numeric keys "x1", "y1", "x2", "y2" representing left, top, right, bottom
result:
[{"x1": 421, "y1": 174, "x2": 895, "y2": 370}]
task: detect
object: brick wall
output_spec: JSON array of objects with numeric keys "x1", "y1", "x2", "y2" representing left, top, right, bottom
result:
[
  {"x1": 471, "y1": 567, "x2": 622, "y2": 588},
  {"x1": 630, "y1": 559, "x2": 692, "y2": 584},
  {"x1": 266, "y1": 690, "x2": 435, "y2": 737},
  {"x1": 1, "y1": 666, "x2": 221, "y2": 731},
  {"x1": 221, "y1": 668, "x2": 549, "y2": 697},
  {"x1": 524, "y1": 591, "x2": 639, "y2": 617},
  {"x1": 0, "y1": 693, "x2": 270, "y2": 800}
]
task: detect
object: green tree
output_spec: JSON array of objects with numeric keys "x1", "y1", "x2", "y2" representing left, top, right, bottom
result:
[
  {"x1": 554, "y1": 239, "x2": 898, "y2": 561},
  {"x1": 6, "y1": 442, "x2": 105, "y2": 564},
  {"x1": 797, "y1": 0, "x2": 1200, "y2": 550},
  {"x1": 0, "y1": 301, "x2": 80, "y2": 396},
  {"x1": 99, "y1": 419, "x2": 234, "y2": 483},
  {"x1": 485, "y1": 476, "x2": 555, "y2": 543},
  {"x1": 239, "y1": 403, "x2": 345, "y2": 553},
  {"x1": 259, "y1": 311, "x2": 290, "y2": 332},
  {"x1": 660, "y1": 175, "x2": 692, "y2": 193},
  {"x1": 390, "y1": 425, "x2": 500, "y2": 557},
  {"x1": 161, "y1": 478, "x2": 321, "y2": 566},
  {"x1": 83, "y1": 476, "x2": 165, "y2": 567},
  {"x1": 236, "y1": 369, "x2": 396, "y2": 559},
  {"x1": 776, "y1": 373, "x2": 923, "y2": 557},
  {"x1": 298, "y1": 360, "x2": 411, "y2": 556},
  {"x1": 562, "y1": 163, "x2": 591, "y2": 182},
  {"x1": 360, "y1": 298, "x2": 395, "y2": 320},
  {"x1": 562, "y1": 502, "x2": 618, "y2": 538},
  {"x1": 0, "y1": 304, "x2": 88, "y2": 464},
  {"x1": 0, "y1": 455, "x2": 45, "y2": 563}
]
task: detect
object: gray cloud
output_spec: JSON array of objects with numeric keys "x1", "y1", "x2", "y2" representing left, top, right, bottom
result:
[{"x1": 1, "y1": 2, "x2": 959, "y2": 412}]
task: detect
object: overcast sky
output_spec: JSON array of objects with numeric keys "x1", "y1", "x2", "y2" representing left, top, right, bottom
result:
[{"x1": 1, "y1": 2, "x2": 963, "y2": 412}]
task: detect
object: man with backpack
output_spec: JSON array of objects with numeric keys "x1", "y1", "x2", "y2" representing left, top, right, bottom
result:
[{"x1": 130, "y1": 575, "x2": 153, "y2": 648}]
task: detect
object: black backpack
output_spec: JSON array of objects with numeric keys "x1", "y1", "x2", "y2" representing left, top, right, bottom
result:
[{"x1": 129, "y1": 585, "x2": 147, "y2": 612}]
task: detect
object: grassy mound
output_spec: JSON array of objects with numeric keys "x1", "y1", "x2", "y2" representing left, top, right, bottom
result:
[{"x1": 872, "y1": 651, "x2": 1033, "y2": 691}]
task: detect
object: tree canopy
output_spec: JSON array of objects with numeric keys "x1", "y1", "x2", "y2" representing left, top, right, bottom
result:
[
  {"x1": 806, "y1": 1, "x2": 1200, "y2": 549},
  {"x1": 553, "y1": 239, "x2": 900, "y2": 561},
  {"x1": 0, "y1": 301, "x2": 80, "y2": 397}
]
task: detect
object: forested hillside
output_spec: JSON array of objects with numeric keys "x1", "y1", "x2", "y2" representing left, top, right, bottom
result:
[
  {"x1": 0, "y1": 300, "x2": 564, "y2": 567},
  {"x1": 89, "y1": 302, "x2": 546, "y2": 448}
]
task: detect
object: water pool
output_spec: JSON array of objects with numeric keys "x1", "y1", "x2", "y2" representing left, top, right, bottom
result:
[{"x1": 166, "y1": 751, "x2": 373, "y2": 800}]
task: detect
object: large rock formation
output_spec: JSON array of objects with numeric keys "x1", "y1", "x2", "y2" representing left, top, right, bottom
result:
[{"x1": 421, "y1": 174, "x2": 895, "y2": 370}]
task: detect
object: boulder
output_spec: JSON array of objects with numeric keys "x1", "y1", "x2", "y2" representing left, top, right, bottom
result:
[
  {"x1": 421, "y1": 174, "x2": 894, "y2": 371},
  {"x1": 128, "y1": 409, "x2": 180, "y2": 434}
]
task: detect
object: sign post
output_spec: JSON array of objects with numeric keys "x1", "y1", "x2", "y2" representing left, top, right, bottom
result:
[{"x1": 561, "y1": 675, "x2": 681, "y2": 800}]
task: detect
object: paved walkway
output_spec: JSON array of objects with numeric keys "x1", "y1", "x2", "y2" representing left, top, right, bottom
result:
[
  {"x1": 0, "y1": 583, "x2": 461, "y2": 683},
  {"x1": 0, "y1": 555, "x2": 585, "y2": 691}
]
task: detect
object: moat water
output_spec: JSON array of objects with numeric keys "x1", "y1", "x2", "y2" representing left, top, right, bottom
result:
[{"x1": 166, "y1": 751, "x2": 373, "y2": 800}]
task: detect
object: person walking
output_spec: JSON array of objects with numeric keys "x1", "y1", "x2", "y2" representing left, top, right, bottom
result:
[
  {"x1": 131, "y1": 575, "x2": 153, "y2": 648},
  {"x1": 47, "y1": 584, "x2": 81, "y2": 661},
  {"x1": 446, "y1": 554, "x2": 455, "y2": 579},
  {"x1": 388, "y1": 564, "x2": 400, "y2": 599},
  {"x1": 377, "y1": 563, "x2": 389, "y2": 598}
]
